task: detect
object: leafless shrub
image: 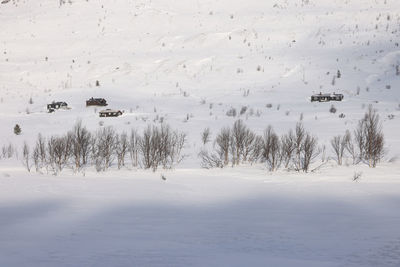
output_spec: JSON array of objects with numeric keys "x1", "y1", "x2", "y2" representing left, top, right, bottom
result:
[
  {"x1": 293, "y1": 123, "x2": 305, "y2": 171},
  {"x1": 116, "y1": 132, "x2": 129, "y2": 169},
  {"x1": 2, "y1": 143, "x2": 16, "y2": 159},
  {"x1": 22, "y1": 142, "x2": 31, "y2": 172},
  {"x1": 94, "y1": 127, "x2": 117, "y2": 171},
  {"x1": 249, "y1": 135, "x2": 264, "y2": 163},
  {"x1": 261, "y1": 126, "x2": 281, "y2": 171},
  {"x1": 33, "y1": 134, "x2": 47, "y2": 170},
  {"x1": 70, "y1": 120, "x2": 91, "y2": 170},
  {"x1": 129, "y1": 129, "x2": 140, "y2": 167},
  {"x1": 47, "y1": 134, "x2": 72, "y2": 173},
  {"x1": 330, "y1": 105, "x2": 337, "y2": 113},
  {"x1": 226, "y1": 107, "x2": 237, "y2": 117},
  {"x1": 321, "y1": 144, "x2": 326, "y2": 162},
  {"x1": 353, "y1": 171, "x2": 362, "y2": 181},
  {"x1": 139, "y1": 124, "x2": 186, "y2": 171},
  {"x1": 331, "y1": 135, "x2": 346, "y2": 165},
  {"x1": 281, "y1": 131, "x2": 295, "y2": 168},
  {"x1": 231, "y1": 120, "x2": 248, "y2": 165},
  {"x1": 354, "y1": 119, "x2": 365, "y2": 163},
  {"x1": 300, "y1": 133, "x2": 319, "y2": 172},
  {"x1": 242, "y1": 128, "x2": 257, "y2": 163},
  {"x1": 32, "y1": 144, "x2": 40, "y2": 171},
  {"x1": 291, "y1": 123, "x2": 319, "y2": 172},
  {"x1": 201, "y1": 127, "x2": 211, "y2": 145},
  {"x1": 344, "y1": 130, "x2": 358, "y2": 165},
  {"x1": 199, "y1": 150, "x2": 223, "y2": 169},
  {"x1": 362, "y1": 106, "x2": 385, "y2": 167},
  {"x1": 215, "y1": 127, "x2": 231, "y2": 166}
]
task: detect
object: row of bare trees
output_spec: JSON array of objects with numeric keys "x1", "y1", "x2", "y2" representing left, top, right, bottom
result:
[
  {"x1": 199, "y1": 120, "x2": 319, "y2": 172},
  {"x1": 201, "y1": 106, "x2": 386, "y2": 171},
  {"x1": 330, "y1": 106, "x2": 385, "y2": 167},
  {"x1": 22, "y1": 121, "x2": 186, "y2": 174}
]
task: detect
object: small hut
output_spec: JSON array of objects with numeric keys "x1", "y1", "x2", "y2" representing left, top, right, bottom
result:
[
  {"x1": 86, "y1": 97, "x2": 107, "y2": 106},
  {"x1": 47, "y1": 101, "x2": 68, "y2": 112},
  {"x1": 311, "y1": 92, "x2": 344, "y2": 102},
  {"x1": 99, "y1": 109, "x2": 123, "y2": 117}
]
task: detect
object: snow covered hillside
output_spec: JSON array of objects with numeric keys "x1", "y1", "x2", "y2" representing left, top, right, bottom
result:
[
  {"x1": 0, "y1": 0, "x2": 399, "y2": 156},
  {"x1": 0, "y1": 0, "x2": 400, "y2": 266}
]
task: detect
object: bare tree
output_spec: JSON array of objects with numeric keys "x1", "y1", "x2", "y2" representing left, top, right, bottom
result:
[
  {"x1": 215, "y1": 127, "x2": 231, "y2": 166},
  {"x1": 158, "y1": 124, "x2": 172, "y2": 168},
  {"x1": 34, "y1": 133, "x2": 47, "y2": 169},
  {"x1": 249, "y1": 135, "x2": 264, "y2": 164},
  {"x1": 294, "y1": 123, "x2": 305, "y2": 171},
  {"x1": 201, "y1": 127, "x2": 211, "y2": 145},
  {"x1": 300, "y1": 133, "x2": 319, "y2": 172},
  {"x1": 344, "y1": 130, "x2": 357, "y2": 165},
  {"x1": 169, "y1": 131, "x2": 187, "y2": 167},
  {"x1": 139, "y1": 126, "x2": 157, "y2": 170},
  {"x1": 331, "y1": 135, "x2": 346, "y2": 165},
  {"x1": 71, "y1": 120, "x2": 92, "y2": 170},
  {"x1": 95, "y1": 127, "x2": 117, "y2": 171},
  {"x1": 242, "y1": 129, "x2": 256, "y2": 163},
  {"x1": 281, "y1": 130, "x2": 295, "y2": 168},
  {"x1": 362, "y1": 106, "x2": 385, "y2": 167},
  {"x1": 47, "y1": 134, "x2": 72, "y2": 173},
  {"x1": 116, "y1": 132, "x2": 129, "y2": 169},
  {"x1": 354, "y1": 118, "x2": 365, "y2": 163},
  {"x1": 262, "y1": 126, "x2": 281, "y2": 171},
  {"x1": 22, "y1": 142, "x2": 31, "y2": 172},
  {"x1": 231, "y1": 120, "x2": 248, "y2": 165},
  {"x1": 32, "y1": 145, "x2": 40, "y2": 171},
  {"x1": 138, "y1": 124, "x2": 186, "y2": 171},
  {"x1": 129, "y1": 129, "x2": 140, "y2": 167}
]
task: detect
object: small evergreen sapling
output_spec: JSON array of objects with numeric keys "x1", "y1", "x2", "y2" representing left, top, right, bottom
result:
[{"x1": 14, "y1": 124, "x2": 21, "y2": 135}]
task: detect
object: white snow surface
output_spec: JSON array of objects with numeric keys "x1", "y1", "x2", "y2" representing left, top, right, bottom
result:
[
  {"x1": 0, "y1": 0, "x2": 400, "y2": 266},
  {"x1": 1, "y1": 163, "x2": 400, "y2": 266}
]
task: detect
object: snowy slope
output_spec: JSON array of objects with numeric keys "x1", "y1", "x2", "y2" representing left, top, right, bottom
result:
[{"x1": 0, "y1": 0, "x2": 399, "y2": 158}]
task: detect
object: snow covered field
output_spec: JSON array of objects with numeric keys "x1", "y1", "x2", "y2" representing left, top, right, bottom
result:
[
  {"x1": 0, "y1": 0, "x2": 400, "y2": 266},
  {"x1": 1, "y1": 164, "x2": 400, "y2": 266}
]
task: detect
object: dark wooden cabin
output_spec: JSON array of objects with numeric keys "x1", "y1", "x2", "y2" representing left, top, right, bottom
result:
[
  {"x1": 311, "y1": 93, "x2": 344, "y2": 102},
  {"x1": 99, "y1": 109, "x2": 123, "y2": 117},
  {"x1": 86, "y1": 97, "x2": 107, "y2": 106},
  {"x1": 47, "y1": 101, "x2": 68, "y2": 112}
]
